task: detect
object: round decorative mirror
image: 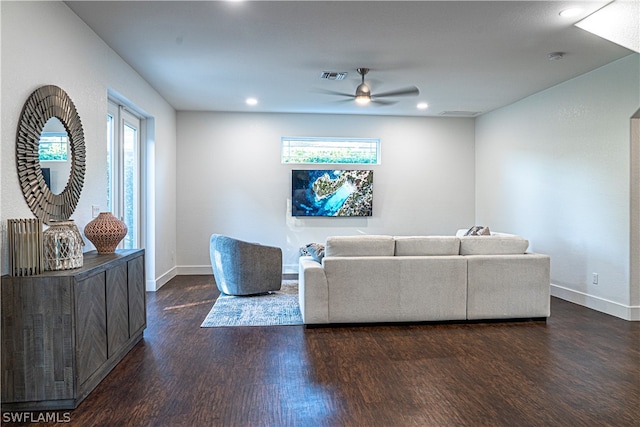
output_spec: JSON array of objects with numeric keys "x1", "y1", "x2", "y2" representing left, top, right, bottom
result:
[{"x1": 16, "y1": 85, "x2": 86, "y2": 224}]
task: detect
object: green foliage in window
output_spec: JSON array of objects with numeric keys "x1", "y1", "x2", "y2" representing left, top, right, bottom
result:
[
  {"x1": 38, "y1": 142, "x2": 68, "y2": 161},
  {"x1": 39, "y1": 132, "x2": 68, "y2": 161},
  {"x1": 282, "y1": 138, "x2": 379, "y2": 164}
]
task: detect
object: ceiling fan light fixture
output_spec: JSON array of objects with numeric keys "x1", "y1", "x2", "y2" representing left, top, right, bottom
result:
[
  {"x1": 319, "y1": 67, "x2": 417, "y2": 107},
  {"x1": 355, "y1": 95, "x2": 371, "y2": 105},
  {"x1": 355, "y1": 82, "x2": 370, "y2": 96},
  {"x1": 355, "y1": 82, "x2": 371, "y2": 105}
]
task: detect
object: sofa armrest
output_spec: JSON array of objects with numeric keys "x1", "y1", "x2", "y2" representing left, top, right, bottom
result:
[{"x1": 298, "y1": 256, "x2": 329, "y2": 324}]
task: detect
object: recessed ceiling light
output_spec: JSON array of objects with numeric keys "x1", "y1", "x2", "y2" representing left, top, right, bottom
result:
[
  {"x1": 246, "y1": 98, "x2": 258, "y2": 106},
  {"x1": 559, "y1": 8, "x2": 583, "y2": 18},
  {"x1": 417, "y1": 102, "x2": 429, "y2": 110}
]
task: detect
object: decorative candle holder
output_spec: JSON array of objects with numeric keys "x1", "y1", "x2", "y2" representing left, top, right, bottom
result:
[{"x1": 43, "y1": 220, "x2": 84, "y2": 271}]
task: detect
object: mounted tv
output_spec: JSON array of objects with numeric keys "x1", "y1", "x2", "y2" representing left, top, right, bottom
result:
[{"x1": 292, "y1": 170, "x2": 373, "y2": 217}]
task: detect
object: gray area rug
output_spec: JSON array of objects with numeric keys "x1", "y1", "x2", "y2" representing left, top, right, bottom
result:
[{"x1": 201, "y1": 280, "x2": 303, "y2": 327}]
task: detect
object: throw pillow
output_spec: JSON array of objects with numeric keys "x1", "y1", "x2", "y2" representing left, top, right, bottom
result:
[
  {"x1": 300, "y1": 243, "x2": 325, "y2": 263},
  {"x1": 464, "y1": 225, "x2": 491, "y2": 236}
]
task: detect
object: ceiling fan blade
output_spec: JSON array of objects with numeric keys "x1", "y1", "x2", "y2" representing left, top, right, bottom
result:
[
  {"x1": 371, "y1": 99, "x2": 397, "y2": 106},
  {"x1": 314, "y1": 88, "x2": 355, "y2": 98},
  {"x1": 373, "y1": 86, "x2": 420, "y2": 98}
]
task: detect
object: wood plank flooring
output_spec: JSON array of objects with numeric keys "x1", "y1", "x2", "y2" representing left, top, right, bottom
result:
[{"x1": 3, "y1": 274, "x2": 638, "y2": 426}]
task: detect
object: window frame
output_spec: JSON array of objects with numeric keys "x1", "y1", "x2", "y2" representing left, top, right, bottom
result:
[{"x1": 107, "y1": 100, "x2": 144, "y2": 250}]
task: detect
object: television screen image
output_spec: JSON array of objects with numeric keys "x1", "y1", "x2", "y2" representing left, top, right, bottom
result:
[{"x1": 292, "y1": 170, "x2": 373, "y2": 217}]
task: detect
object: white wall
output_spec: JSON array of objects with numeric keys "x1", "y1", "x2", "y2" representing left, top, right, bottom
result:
[
  {"x1": 0, "y1": 1, "x2": 178, "y2": 290},
  {"x1": 476, "y1": 54, "x2": 640, "y2": 320},
  {"x1": 176, "y1": 112, "x2": 476, "y2": 273}
]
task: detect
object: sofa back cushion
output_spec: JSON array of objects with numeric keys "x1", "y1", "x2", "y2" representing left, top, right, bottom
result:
[
  {"x1": 325, "y1": 235, "x2": 395, "y2": 257},
  {"x1": 459, "y1": 235, "x2": 529, "y2": 255},
  {"x1": 394, "y1": 236, "x2": 460, "y2": 256}
]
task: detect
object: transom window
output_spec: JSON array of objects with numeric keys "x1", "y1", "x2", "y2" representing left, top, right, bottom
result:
[{"x1": 282, "y1": 137, "x2": 380, "y2": 164}]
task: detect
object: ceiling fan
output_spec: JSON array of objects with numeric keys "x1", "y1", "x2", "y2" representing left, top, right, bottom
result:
[{"x1": 321, "y1": 68, "x2": 420, "y2": 106}]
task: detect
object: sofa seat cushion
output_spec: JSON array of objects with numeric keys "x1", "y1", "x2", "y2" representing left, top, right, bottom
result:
[
  {"x1": 325, "y1": 235, "x2": 395, "y2": 257},
  {"x1": 394, "y1": 236, "x2": 460, "y2": 256},
  {"x1": 459, "y1": 235, "x2": 529, "y2": 255}
]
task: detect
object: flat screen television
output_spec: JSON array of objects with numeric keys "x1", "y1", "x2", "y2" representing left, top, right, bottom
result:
[{"x1": 292, "y1": 169, "x2": 373, "y2": 217}]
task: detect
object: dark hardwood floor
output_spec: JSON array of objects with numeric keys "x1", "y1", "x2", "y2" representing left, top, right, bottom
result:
[{"x1": 3, "y1": 275, "x2": 638, "y2": 426}]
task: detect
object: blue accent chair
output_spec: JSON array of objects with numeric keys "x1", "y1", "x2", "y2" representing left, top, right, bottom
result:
[{"x1": 209, "y1": 234, "x2": 282, "y2": 296}]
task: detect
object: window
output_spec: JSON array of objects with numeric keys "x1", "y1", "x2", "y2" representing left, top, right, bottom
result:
[
  {"x1": 107, "y1": 101, "x2": 142, "y2": 249},
  {"x1": 282, "y1": 137, "x2": 380, "y2": 164}
]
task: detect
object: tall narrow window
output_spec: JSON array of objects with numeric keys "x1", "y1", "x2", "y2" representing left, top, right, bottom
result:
[{"x1": 107, "y1": 101, "x2": 142, "y2": 249}]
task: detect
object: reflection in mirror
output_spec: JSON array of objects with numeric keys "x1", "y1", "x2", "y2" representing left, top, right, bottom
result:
[{"x1": 39, "y1": 117, "x2": 71, "y2": 195}]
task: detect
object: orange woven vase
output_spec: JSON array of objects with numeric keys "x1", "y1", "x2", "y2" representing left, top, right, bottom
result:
[{"x1": 84, "y1": 212, "x2": 128, "y2": 253}]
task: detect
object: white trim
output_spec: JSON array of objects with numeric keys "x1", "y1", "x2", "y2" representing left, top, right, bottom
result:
[
  {"x1": 177, "y1": 265, "x2": 213, "y2": 275},
  {"x1": 149, "y1": 266, "x2": 178, "y2": 292},
  {"x1": 283, "y1": 263, "x2": 299, "y2": 275},
  {"x1": 551, "y1": 283, "x2": 640, "y2": 321}
]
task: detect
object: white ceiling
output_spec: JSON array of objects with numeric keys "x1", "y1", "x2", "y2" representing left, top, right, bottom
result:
[{"x1": 65, "y1": 0, "x2": 634, "y2": 117}]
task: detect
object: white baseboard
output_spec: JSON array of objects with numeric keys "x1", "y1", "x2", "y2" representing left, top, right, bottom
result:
[
  {"x1": 149, "y1": 266, "x2": 178, "y2": 292},
  {"x1": 551, "y1": 283, "x2": 640, "y2": 321},
  {"x1": 283, "y1": 263, "x2": 298, "y2": 275},
  {"x1": 176, "y1": 265, "x2": 212, "y2": 275}
]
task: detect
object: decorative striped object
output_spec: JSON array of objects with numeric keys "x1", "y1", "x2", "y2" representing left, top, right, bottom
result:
[{"x1": 8, "y1": 218, "x2": 43, "y2": 276}]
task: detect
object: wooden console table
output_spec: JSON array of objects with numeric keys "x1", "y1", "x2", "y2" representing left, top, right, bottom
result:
[{"x1": 1, "y1": 249, "x2": 146, "y2": 411}]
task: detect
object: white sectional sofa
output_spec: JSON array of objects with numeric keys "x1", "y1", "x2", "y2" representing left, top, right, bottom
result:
[{"x1": 298, "y1": 232, "x2": 550, "y2": 325}]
